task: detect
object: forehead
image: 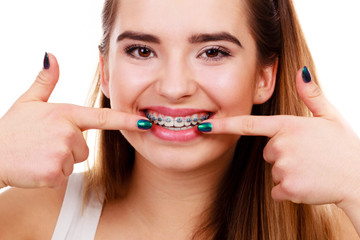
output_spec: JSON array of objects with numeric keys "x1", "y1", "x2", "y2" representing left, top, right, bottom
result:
[{"x1": 114, "y1": 0, "x2": 249, "y2": 39}]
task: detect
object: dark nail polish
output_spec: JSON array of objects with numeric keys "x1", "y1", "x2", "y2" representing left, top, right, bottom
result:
[
  {"x1": 197, "y1": 122, "x2": 212, "y2": 132},
  {"x1": 43, "y1": 52, "x2": 50, "y2": 70},
  {"x1": 302, "y1": 66, "x2": 311, "y2": 83},
  {"x1": 137, "y1": 119, "x2": 152, "y2": 130}
]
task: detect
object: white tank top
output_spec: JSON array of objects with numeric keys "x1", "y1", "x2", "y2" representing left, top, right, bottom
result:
[{"x1": 51, "y1": 173, "x2": 104, "y2": 240}]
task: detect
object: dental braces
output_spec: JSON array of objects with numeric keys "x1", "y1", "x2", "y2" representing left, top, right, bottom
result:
[{"x1": 146, "y1": 112, "x2": 210, "y2": 128}]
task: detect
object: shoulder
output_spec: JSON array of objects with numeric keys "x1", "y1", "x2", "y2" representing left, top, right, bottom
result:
[{"x1": 0, "y1": 180, "x2": 67, "y2": 240}]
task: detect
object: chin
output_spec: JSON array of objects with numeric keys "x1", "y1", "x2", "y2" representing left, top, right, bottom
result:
[
  {"x1": 144, "y1": 150, "x2": 211, "y2": 172},
  {"x1": 127, "y1": 131, "x2": 240, "y2": 173}
]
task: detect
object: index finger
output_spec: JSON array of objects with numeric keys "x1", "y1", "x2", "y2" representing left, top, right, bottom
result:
[
  {"x1": 69, "y1": 105, "x2": 150, "y2": 131},
  {"x1": 202, "y1": 115, "x2": 286, "y2": 137}
]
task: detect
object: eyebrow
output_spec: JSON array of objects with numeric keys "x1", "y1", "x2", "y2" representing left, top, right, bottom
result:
[
  {"x1": 117, "y1": 31, "x2": 242, "y2": 47},
  {"x1": 117, "y1": 31, "x2": 161, "y2": 43},
  {"x1": 189, "y1": 32, "x2": 243, "y2": 48}
]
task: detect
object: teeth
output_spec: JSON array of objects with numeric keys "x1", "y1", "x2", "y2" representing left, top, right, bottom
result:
[
  {"x1": 174, "y1": 117, "x2": 185, "y2": 127},
  {"x1": 149, "y1": 112, "x2": 156, "y2": 122},
  {"x1": 157, "y1": 115, "x2": 164, "y2": 125},
  {"x1": 153, "y1": 113, "x2": 158, "y2": 124},
  {"x1": 185, "y1": 116, "x2": 192, "y2": 126},
  {"x1": 167, "y1": 127, "x2": 182, "y2": 131},
  {"x1": 164, "y1": 116, "x2": 174, "y2": 127},
  {"x1": 192, "y1": 114, "x2": 199, "y2": 125},
  {"x1": 145, "y1": 111, "x2": 211, "y2": 130}
]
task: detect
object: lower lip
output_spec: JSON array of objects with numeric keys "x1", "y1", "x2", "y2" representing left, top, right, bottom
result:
[{"x1": 150, "y1": 124, "x2": 201, "y2": 142}]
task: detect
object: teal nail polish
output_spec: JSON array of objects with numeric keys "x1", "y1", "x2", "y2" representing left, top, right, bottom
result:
[
  {"x1": 137, "y1": 119, "x2": 152, "y2": 130},
  {"x1": 43, "y1": 52, "x2": 50, "y2": 70},
  {"x1": 302, "y1": 66, "x2": 311, "y2": 83},
  {"x1": 197, "y1": 122, "x2": 212, "y2": 132}
]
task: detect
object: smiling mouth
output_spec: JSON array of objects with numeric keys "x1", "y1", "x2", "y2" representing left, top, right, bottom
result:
[{"x1": 144, "y1": 110, "x2": 212, "y2": 131}]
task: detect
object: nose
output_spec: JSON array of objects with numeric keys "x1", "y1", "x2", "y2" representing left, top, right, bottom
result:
[{"x1": 155, "y1": 55, "x2": 197, "y2": 102}]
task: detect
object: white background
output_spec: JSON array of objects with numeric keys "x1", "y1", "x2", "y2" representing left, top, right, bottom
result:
[{"x1": 0, "y1": 1, "x2": 359, "y2": 146}]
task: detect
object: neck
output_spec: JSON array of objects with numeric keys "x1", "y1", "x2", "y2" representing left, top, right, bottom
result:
[{"x1": 122, "y1": 145, "x2": 236, "y2": 239}]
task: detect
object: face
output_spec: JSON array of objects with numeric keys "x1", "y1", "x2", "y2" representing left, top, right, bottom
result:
[{"x1": 101, "y1": 0, "x2": 276, "y2": 171}]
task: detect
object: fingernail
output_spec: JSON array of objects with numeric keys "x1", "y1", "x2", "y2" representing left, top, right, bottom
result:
[
  {"x1": 43, "y1": 52, "x2": 50, "y2": 70},
  {"x1": 137, "y1": 119, "x2": 152, "y2": 130},
  {"x1": 302, "y1": 66, "x2": 311, "y2": 83},
  {"x1": 197, "y1": 122, "x2": 212, "y2": 132}
]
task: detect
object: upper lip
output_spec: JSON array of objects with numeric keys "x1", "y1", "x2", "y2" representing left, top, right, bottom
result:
[{"x1": 141, "y1": 106, "x2": 214, "y2": 117}]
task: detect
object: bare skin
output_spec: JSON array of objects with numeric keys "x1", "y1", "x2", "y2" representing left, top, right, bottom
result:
[
  {"x1": 0, "y1": 182, "x2": 359, "y2": 240},
  {"x1": 1, "y1": 0, "x2": 360, "y2": 239},
  {"x1": 0, "y1": 184, "x2": 66, "y2": 240},
  {"x1": 205, "y1": 69, "x2": 360, "y2": 236},
  {"x1": 0, "y1": 65, "x2": 359, "y2": 239},
  {"x1": 0, "y1": 54, "x2": 150, "y2": 239},
  {"x1": 0, "y1": 54, "x2": 150, "y2": 189}
]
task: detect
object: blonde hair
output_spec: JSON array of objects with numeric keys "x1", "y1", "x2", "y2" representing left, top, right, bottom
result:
[{"x1": 84, "y1": 0, "x2": 341, "y2": 238}]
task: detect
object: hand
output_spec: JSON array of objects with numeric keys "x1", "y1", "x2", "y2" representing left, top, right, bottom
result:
[
  {"x1": 0, "y1": 53, "x2": 151, "y2": 189},
  {"x1": 202, "y1": 67, "x2": 360, "y2": 209}
]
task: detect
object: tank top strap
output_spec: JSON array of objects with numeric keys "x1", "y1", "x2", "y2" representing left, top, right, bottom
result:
[{"x1": 52, "y1": 172, "x2": 104, "y2": 240}]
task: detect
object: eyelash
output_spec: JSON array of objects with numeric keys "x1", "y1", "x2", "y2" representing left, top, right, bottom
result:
[
  {"x1": 198, "y1": 46, "x2": 232, "y2": 61},
  {"x1": 124, "y1": 44, "x2": 232, "y2": 61},
  {"x1": 125, "y1": 44, "x2": 156, "y2": 59}
]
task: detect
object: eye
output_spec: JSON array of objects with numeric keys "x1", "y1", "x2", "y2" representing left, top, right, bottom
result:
[
  {"x1": 198, "y1": 46, "x2": 231, "y2": 61},
  {"x1": 125, "y1": 45, "x2": 155, "y2": 59},
  {"x1": 138, "y1": 47, "x2": 151, "y2": 57},
  {"x1": 205, "y1": 49, "x2": 220, "y2": 58}
]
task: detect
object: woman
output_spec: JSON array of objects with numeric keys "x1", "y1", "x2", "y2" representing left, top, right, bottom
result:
[{"x1": 1, "y1": 0, "x2": 360, "y2": 239}]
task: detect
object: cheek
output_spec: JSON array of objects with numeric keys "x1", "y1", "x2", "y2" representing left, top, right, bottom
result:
[
  {"x1": 107, "y1": 60, "x2": 157, "y2": 112},
  {"x1": 195, "y1": 63, "x2": 256, "y2": 116}
]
